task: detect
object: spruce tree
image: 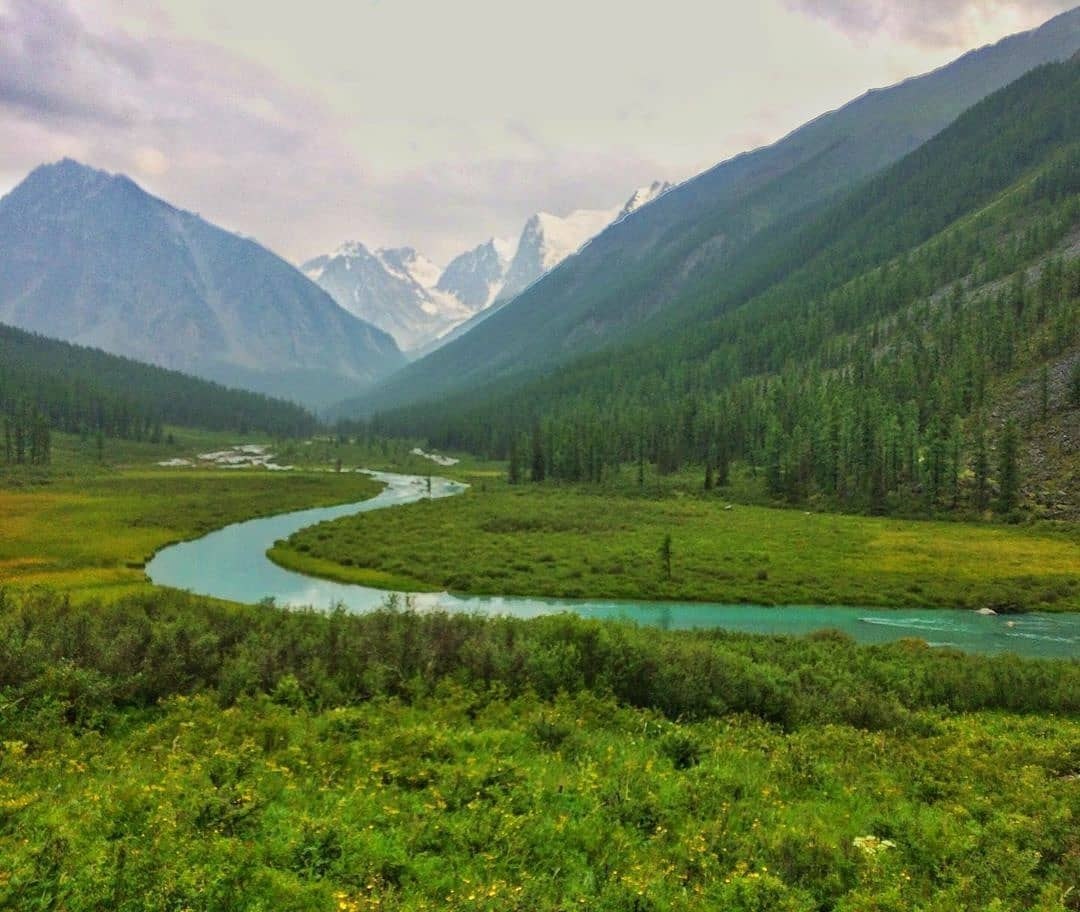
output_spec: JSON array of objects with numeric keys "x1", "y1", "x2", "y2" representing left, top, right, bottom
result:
[
  {"x1": 507, "y1": 437, "x2": 522, "y2": 485},
  {"x1": 996, "y1": 420, "x2": 1020, "y2": 516}
]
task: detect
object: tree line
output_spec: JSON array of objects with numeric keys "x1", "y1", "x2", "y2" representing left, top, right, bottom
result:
[{"x1": 0, "y1": 322, "x2": 319, "y2": 462}]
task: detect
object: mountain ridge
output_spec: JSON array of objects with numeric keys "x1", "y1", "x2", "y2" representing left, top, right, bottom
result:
[
  {"x1": 343, "y1": 6, "x2": 1080, "y2": 417},
  {"x1": 0, "y1": 159, "x2": 403, "y2": 406}
]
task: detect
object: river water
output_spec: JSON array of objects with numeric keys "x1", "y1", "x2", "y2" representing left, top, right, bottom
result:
[{"x1": 146, "y1": 472, "x2": 1080, "y2": 659}]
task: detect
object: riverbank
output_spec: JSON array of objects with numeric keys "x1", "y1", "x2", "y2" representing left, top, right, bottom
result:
[{"x1": 273, "y1": 483, "x2": 1080, "y2": 613}]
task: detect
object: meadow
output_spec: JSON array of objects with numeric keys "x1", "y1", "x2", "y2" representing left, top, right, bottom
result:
[
  {"x1": 272, "y1": 483, "x2": 1080, "y2": 612},
  {"x1": 0, "y1": 430, "x2": 382, "y2": 600},
  {"x1": 2, "y1": 433, "x2": 1078, "y2": 911}
]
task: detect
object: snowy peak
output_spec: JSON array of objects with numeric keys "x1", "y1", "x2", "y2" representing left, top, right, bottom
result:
[
  {"x1": 617, "y1": 181, "x2": 674, "y2": 221},
  {"x1": 302, "y1": 241, "x2": 468, "y2": 353},
  {"x1": 436, "y1": 238, "x2": 510, "y2": 312},
  {"x1": 377, "y1": 247, "x2": 443, "y2": 290},
  {"x1": 497, "y1": 204, "x2": 619, "y2": 303}
]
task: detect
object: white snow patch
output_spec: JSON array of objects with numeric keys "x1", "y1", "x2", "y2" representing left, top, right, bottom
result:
[{"x1": 411, "y1": 447, "x2": 459, "y2": 467}]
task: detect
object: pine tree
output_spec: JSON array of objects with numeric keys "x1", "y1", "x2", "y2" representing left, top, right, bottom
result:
[
  {"x1": 530, "y1": 422, "x2": 546, "y2": 483},
  {"x1": 507, "y1": 437, "x2": 522, "y2": 485},
  {"x1": 973, "y1": 424, "x2": 990, "y2": 513},
  {"x1": 996, "y1": 420, "x2": 1020, "y2": 516}
]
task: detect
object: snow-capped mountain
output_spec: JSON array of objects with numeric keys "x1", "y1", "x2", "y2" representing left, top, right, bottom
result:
[
  {"x1": 307, "y1": 181, "x2": 671, "y2": 354},
  {"x1": 494, "y1": 183, "x2": 673, "y2": 306},
  {"x1": 436, "y1": 238, "x2": 514, "y2": 312},
  {"x1": 302, "y1": 243, "x2": 473, "y2": 353},
  {"x1": 496, "y1": 207, "x2": 618, "y2": 304},
  {"x1": 615, "y1": 180, "x2": 674, "y2": 222}
]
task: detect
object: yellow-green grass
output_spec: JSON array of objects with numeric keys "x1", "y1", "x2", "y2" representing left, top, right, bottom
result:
[
  {"x1": 273, "y1": 484, "x2": 1080, "y2": 611},
  {"x1": 0, "y1": 432, "x2": 384, "y2": 600}
]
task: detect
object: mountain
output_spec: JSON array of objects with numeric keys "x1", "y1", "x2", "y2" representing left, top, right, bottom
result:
[
  {"x1": 496, "y1": 207, "x2": 620, "y2": 304},
  {"x1": 302, "y1": 242, "x2": 473, "y2": 353},
  {"x1": 0, "y1": 160, "x2": 403, "y2": 406},
  {"x1": 344, "y1": 7, "x2": 1080, "y2": 417},
  {"x1": 307, "y1": 181, "x2": 668, "y2": 355},
  {"x1": 436, "y1": 238, "x2": 514, "y2": 312},
  {"x1": 614, "y1": 180, "x2": 674, "y2": 222},
  {"x1": 366, "y1": 54, "x2": 1080, "y2": 517}
]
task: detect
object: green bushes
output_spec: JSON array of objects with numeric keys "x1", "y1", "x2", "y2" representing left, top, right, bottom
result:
[
  {"x1": 0, "y1": 588, "x2": 1077, "y2": 910},
  {"x1": 1, "y1": 588, "x2": 1077, "y2": 742}
]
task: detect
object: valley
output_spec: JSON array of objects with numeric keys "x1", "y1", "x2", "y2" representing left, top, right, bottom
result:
[{"x1": 1, "y1": 6, "x2": 1079, "y2": 910}]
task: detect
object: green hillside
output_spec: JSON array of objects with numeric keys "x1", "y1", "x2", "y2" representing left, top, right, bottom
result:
[
  {"x1": 341, "y1": 8, "x2": 1080, "y2": 418},
  {"x1": 0, "y1": 323, "x2": 317, "y2": 464},
  {"x1": 367, "y1": 58, "x2": 1080, "y2": 519}
]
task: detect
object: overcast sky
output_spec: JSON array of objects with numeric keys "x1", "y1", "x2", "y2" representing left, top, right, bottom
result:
[{"x1": 0, "y1": 0, "x2": 1074, "y2": 264}]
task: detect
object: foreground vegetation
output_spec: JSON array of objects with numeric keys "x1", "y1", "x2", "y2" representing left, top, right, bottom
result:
[
  {"x1": 0, "y1": 431, "x2": 382, "y2": 599},
  {"x1": 1, "y1": 589, "x2": 1077, "y2": 911},
  {"x1": 272, "y1": 483, "x2": 1080, "y2": 612}
]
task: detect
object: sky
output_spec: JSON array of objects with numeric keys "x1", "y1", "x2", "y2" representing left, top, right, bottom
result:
[{"x1": 0, "y1": 0, "x2": 1075, "y2": 264}]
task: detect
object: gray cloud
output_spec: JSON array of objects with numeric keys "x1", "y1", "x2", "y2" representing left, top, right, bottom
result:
[{"x1": 784, "y1": 0, "x2": 1076, "y2": 48}]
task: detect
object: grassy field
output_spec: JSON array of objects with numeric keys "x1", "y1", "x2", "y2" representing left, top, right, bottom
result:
[
  {"x1": 0, "y1": 431, "x2": 383, "y2": 600},
  {"x1": 272, "y1": 483, "x2": 1080, "y2": 612}
]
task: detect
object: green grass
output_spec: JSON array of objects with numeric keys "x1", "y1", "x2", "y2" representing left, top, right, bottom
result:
[
  {"x1": 0, "y1": 431, "x2": 383, "y2": 600},
  {"x1": 272, "y1": 482, "x2": 1080, "y2": 611}
]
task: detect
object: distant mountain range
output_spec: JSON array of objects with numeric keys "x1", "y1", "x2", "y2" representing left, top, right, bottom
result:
[
  {"x1": 304, "y1": 181, "x2": 672, "y2": 353},
  {"x1": 0, "y1": 160, "x2": 404, "y2": 406}
]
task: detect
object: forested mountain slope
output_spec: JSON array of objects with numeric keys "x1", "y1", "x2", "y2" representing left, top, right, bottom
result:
[
  {"x1": 344, "y1": 7, "x2": 1080, "y2": 416},
  {"x1": 0, "y1": 160, "x2": 403, "y2": 407},
  {"x1": 370, "y1": 57, "x2": 1080, "y2": 519},
  {"x1": 0, "y1": 323, "x2": 317, "y2": 462}
]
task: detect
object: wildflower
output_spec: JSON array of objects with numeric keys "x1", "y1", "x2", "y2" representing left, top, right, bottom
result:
[{"x1": 853, "y1": 835, "x2": 896, "y2": 855}]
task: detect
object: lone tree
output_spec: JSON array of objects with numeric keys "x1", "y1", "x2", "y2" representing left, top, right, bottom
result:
[
  {"x1": 530, "y1": 422, "x2": 546, "y2": 483},
  {"x1": 659, "y1": 534, "x2": 673, "y2": 581}
]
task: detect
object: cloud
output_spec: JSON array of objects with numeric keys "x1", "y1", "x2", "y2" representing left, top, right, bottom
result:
[
  {"x1": 0, "y1": 0, "x2": 659, "y2": 262},
  {"x1": 0, "y1": 0, "x2": 365, "y2": 251},
  {"x1": 782, "y1": 0, "x2": 1076, "y2": 48}
]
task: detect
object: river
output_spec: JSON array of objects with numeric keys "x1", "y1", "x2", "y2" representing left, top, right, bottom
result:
[{"x1": 145, "y1": 471, "x2": 1080, "y2": 658}]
